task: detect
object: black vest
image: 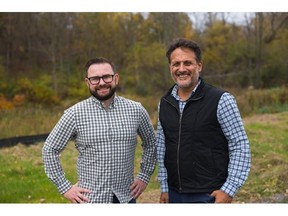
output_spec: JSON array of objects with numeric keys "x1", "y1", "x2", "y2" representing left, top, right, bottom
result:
[{"x1": 159, "y1": 79, "x2": 229, "y2": 193}]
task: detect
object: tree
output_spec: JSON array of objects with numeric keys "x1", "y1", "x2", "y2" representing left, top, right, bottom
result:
[
  {"x1": 201, "y1": 20, "x2": 247, "y2": 87},
  {"x1": 253, "y1": 12, "x2": 288, "y2": 88},
  {"x1": 143, "y1": 12, "x2": 195, "y2": 46}
]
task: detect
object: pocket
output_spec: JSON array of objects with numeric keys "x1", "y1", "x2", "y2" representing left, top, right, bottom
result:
[{"x1": 206, "y1": 194, "x2": 216, "y2": 203}]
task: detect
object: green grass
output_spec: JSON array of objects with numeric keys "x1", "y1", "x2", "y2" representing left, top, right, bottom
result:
[
  {"x1": 1, "y1": 106, "x2": 288, "y2": 203},
  {"x1": 0, "y1": 140, "x2": 159, "y2": 203},
  {"x1": 234, "y1": 112, "x2": 288, "y2": 203},
  {"x1": 0, "y1": 143, "x2": 71, "y2": 203}
]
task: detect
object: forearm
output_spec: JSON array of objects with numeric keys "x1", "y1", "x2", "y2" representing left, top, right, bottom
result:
[
  {"x1": 138, "y1": 135, "x2": 157, "y2": 183},
  {"x1": 156, "y1": 119, "x2": 169, "y2": 193},
  {"x1": 42, "y1": 143, "x2": 72, "y2": 194},
  {"x1": 217, "y1": 93, "x2": 251, "y2": 197},
  {"x1": 157, "y1": 150, "x2": 168, "y2": 193},
  {"x1": 221, "y1": 140, "x2": 251, "y2": 197}
]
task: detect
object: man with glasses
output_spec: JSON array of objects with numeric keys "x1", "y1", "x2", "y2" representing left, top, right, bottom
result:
[{"x1": 42, "y1": 57, "x2": 156, "y2": 203}]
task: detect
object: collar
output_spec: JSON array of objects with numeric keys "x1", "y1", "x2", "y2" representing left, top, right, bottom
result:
[
  {"x1": 90, "y1": 94, "x2": 118, "y2": 109},
  {"x1": 171, "y1": 79, "x2": 201, "y2": 101}
]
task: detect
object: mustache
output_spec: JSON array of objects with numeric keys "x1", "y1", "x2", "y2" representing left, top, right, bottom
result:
[
  {"x1": 176, "y1": 71, "x2": 191, "y2": 76},
  {"x1": 95, "y1": 84, "x2": 110, "y2": 90}
]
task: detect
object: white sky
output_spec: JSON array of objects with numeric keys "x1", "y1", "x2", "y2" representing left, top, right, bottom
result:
[{"x1": 1, "y1": 0, "x2": 287, "y2": 12}]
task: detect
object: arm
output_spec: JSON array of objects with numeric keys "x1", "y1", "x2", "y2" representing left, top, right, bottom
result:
[
  {"x1": 216, "y1": 93, "x2": 251, "y2": 201},
  {"x1": 132, "y1": 104, "x2": 157, "y2": 198},
  {"x1": 156, "y1": 102, "x2": 169, "y2": 203},
  {"x1": 42, "y1": 109, "x2": 76, "y2": 195}
]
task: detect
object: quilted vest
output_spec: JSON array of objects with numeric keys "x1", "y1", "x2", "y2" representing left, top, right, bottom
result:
[{"x1": 159, "y1": 80, "x2": 229, "y2": 193}]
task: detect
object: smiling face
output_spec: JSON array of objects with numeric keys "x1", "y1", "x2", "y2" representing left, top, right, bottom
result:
[
  {"x1": 169, "y1": 47, "x2": 202, "y2": 91},
  {"x1": 85, "y1": 63, "x2": 119, "y2": 102}
]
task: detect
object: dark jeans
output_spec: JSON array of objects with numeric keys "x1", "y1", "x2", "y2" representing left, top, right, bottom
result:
[
  {"x1": 169, "y1": 188, "x2": 215, "y2": 203},
  {"x1": 112, "y1": 194, "x2": 136, "y2": 203}
]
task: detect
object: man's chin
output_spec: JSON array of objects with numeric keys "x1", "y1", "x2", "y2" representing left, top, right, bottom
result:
[
  {"x1": 177, "y1": 81, "x2": 192, "y2": 88},
  {"x1": 94, "y1": 94, "x2": 113, "y2": 101},
  {"x1": 91, "y1": 91, "x2": 115, "y2": 101}
]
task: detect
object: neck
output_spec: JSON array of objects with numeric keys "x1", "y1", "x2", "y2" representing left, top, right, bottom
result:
[
  {"x1": 177, "y1": 79, "x2": 200, "y2": 101},
  {"x1": 178, "y1": 87, "x2": 193, "y2": 101},
  {"x1": 102, "y1": 95, "x2": 115, "y2": 109}
]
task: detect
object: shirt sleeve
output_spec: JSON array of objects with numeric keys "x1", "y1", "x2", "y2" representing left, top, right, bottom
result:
[
  {"x1": 42, "y1": 108, "x2": 76, "y2": 194},
  {"x1": 156, "y1": 102, "x2": 169, "y2": 193},
  {"x1": 136, "y1": 104, "x2": 157, "y2": 184},
  {"x1": 217, "y1": 92, "x2": 251, "y2": 197}
]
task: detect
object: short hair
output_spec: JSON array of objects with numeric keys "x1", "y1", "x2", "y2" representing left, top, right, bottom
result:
[
  {"x1": 85, "y1": 57, "x2": 116, "y2": 75},
  {"x1": 166, "y1": 38, "x2": 202, "y2": 64}
]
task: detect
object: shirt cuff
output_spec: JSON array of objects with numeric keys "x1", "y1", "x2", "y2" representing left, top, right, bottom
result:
[
  {"x1": 57, "y1": 179, "x2": 72, "y2": 194},
  {"x1": 160, "y1": 181, "x2": 169, "y2": 193},
  {"x1": 136, "y1": 172, "x2": 151, "y2": 184},
  {"x1": 220, "y1": 181, "x2": 238, "y2": 197}
]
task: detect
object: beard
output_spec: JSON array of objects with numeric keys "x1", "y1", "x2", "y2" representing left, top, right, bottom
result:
[
  {"x1": 90, "y1": 84, "x2": 117, "y2": 101},
  {"x1": 173, "y1": 71, "x2": 199, "y2": 89}
]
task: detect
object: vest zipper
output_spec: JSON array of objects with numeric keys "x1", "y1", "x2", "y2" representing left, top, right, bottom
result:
[
  {"x1": 177, "y1": 113, "x2": 183, "y2": 191},
  {"x1": 163, "y1": 98, "x2": 183, "y2": 191}
]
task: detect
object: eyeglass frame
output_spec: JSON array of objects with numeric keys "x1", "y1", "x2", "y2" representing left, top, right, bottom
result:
[{"x1": 86, "y1": 74, "x2": 115, "y2": 85}]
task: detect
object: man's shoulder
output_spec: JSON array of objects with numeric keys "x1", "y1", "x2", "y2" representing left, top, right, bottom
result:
[
  {"x1": 204, "y1": 83, "x2": 226, "y2": 95},
  {"x1": 65, "y1": 97, "x2": 91, "y2": 112},
  {"x1": 117, "y1": 96, "x2": 142, "y2": 107}
]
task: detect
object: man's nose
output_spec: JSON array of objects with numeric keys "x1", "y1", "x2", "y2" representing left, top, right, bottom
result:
[
  {"x1": 98, "y1": 77, "x2": 106, "y2": 85},
  {"x1": 179, "y1": 62, "x2": 186, "y2": 71}
]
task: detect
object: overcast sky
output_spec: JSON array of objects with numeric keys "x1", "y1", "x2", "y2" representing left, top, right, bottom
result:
[{"x1": 1, "y1": 0, "x2": 286, "y2": 12}]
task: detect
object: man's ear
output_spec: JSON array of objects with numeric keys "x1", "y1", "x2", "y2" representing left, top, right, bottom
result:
[
  {"x1": 114, "y1": 73, "x2": 119, "y2": 85},
  {"x1": 197, "y1": 62, "x2": 203, "y2": 72},
  {"x1": 85, "y1": 78, "x2": 90, "y2": 88}
]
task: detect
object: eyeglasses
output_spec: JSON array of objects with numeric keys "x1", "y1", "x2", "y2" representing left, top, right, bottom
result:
[{"x1": 87, "y1": 74, "x2": 115, "y2": 85}]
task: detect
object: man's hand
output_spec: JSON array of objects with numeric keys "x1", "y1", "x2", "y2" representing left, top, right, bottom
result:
[
  {"x1": 130, "y1": 179, "x2": 147, "y2": 199},
  {"x1": 210, "y1": 190, "x2": 233, "y2": 203},
  {"x1": 160, "y1": 192, "x2": 169, "y2": 203},
  {"x1": 63, "y1": 184, "x2": 91, "y2": 203}
]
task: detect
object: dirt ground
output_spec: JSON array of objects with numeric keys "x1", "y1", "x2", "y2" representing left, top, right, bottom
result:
[
  {"x1": 138, "y1": 189, "x2": 160, "y2": 203},
  {"x1": 138, "y1": 189, "x2": 288, "y2": 203}
]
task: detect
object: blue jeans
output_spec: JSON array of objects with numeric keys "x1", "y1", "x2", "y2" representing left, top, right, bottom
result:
[
  {"x1": 112, "y1": 194, "x2": 136, "y2": 203},
  {"x1": 169, "y1": 188, "x2": 215, "y2": 203}
]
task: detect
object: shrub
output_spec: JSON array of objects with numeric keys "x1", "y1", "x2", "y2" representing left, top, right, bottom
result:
[
  {"x1": 237, "y1": 86, "x2": 288, "y2": 116},
  {"x1": 0, "y1": 94, "x2": 14, "y2": 110},
  {"x1": 16, "y1": 76, "x2": 60, "y2": 105}
]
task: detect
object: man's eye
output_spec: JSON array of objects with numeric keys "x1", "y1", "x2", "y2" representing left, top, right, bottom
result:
[
  {"x1": 184, "y1": 62, "x2": 192, "y2": 66},
  {"x1": 91, "y1": 77, "x2": 99, "y2": 81}
]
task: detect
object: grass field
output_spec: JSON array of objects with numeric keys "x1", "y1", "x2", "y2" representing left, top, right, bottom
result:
[
  {"x1": 236, "y1": 112, "x2": 288, "y2": 203},
  {"x1": 0, "y1": 111, "x2": 288, "y2": 203}
]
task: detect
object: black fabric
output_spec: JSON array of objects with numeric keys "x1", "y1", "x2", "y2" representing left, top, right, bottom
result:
[{"x1": 159, "y1": 79, "x2": 229, "y2": 194}]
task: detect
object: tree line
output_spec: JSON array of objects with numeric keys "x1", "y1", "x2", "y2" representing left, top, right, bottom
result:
[{"x1": 0, "y1": 12, "x2": 287, "y2": 105}]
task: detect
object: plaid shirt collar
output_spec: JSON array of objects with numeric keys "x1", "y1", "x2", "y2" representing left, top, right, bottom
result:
[
  {"x1": 90, "y1": 94, "x2": 118, "y2": 109},
  {"x1": 171, "y1": 79, "x2": 201, "y2": 101}
]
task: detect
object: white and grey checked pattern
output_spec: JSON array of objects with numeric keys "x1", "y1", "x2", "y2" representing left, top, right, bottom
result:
[
  {"x1": 157, "y1": 85, "x2": 251, "y2": 197},
  {"x1": 42, "y1": 95, "x2": 156, "y2": 203}
]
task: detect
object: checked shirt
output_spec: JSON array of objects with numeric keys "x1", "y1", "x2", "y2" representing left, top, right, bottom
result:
[{"x1": 42, "y1": 95, "x2": 156, "y2": 203}]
